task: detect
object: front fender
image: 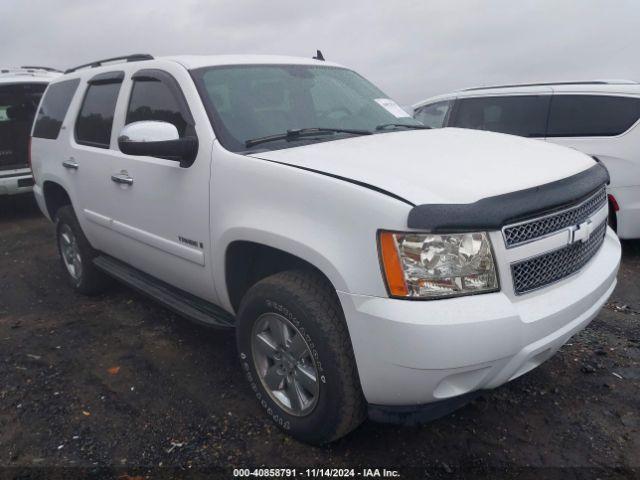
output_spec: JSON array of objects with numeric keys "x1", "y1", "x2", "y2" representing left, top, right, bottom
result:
[{"x1": 210, "y1": 148, "x2": 412, "y2": 312}]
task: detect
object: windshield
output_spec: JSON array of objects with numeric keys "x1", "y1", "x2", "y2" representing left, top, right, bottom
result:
[
  {"x1": 0, "y1": 83, "x2": 46, "y2": 168},
  {"x1": 191, "y1": 65, "x2": 421, "y2": 152}
]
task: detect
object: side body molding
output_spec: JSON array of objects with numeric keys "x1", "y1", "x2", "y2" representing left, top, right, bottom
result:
[{"x1": 83, "y1": 209, "x2": 205, "y2": 266}]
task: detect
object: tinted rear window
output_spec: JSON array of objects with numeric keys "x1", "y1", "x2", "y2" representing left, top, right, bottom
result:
[
  {"x1": 75, "y1": 81, "x2": 122, "y2": 148},
  {"x1": 33, "y1": 79, "x2": 79, "y2": 139},
  {"x1": 0, "y1": 83, "x2": 47, "y2": 167},
  {"x1": 547, "y1": 95, "x2": 640, "y2": 137},
  {"x1": 450, "y1": 95, "x2": 550, "y2": 137},
  {"x1": 0, "y1": 83, "x2": 46, "y2": 123}
]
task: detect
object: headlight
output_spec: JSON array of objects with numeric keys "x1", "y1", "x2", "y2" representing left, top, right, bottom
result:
[{"x1": 378, "y1": 231, "x2": 499, "y2": 299}]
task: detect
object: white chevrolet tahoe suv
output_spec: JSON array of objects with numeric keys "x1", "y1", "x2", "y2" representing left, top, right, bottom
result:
[
  {"x1": 31, "y1": 54, "x2": 621, "y2": 444},
  {"x1": 413, "y1": 81, "x2": 640, "y2": 239},
  {"x1": 0, "y1": 66, "x2": 60, "y2": 195}
]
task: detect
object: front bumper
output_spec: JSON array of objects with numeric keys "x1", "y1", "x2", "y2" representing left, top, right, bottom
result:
[
  {"x1": 0, "y1": 169, "x2": 34, "y2": 196},
  {"x1": 338, "y1": 227, "x2": 621, "y2": 406}
]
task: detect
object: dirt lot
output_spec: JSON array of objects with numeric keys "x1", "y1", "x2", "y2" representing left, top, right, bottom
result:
[{"x1": 0, "y1": 195, "x2": 638, "y2": 479}]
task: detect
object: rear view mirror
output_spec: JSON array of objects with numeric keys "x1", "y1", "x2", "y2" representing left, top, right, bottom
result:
[{"x1": 118, "y1": 121, "x2": 198, "y2": 168}]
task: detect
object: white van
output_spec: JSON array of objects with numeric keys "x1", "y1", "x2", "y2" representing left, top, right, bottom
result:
[
  {"x1": 31, "y1": 56, "x2": 620, "y2": 443},
  {"x1": 0, "y1": 67, "x2": 60, "y2": 196},
  {"x1": 413, "y1": 81, "x2": 640, "y2": 239}
]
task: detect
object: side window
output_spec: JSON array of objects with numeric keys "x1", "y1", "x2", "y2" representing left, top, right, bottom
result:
[
  {"x1": 126, "y1": 74, "x2": 192, "y2": 137},
  {"x1": 414, "y1": 100, "x2": 451, "y2": 128},
  {"x1": 547, "y1": 95, "x2": 640, "y2": 137},
  {"x1": 75, "y1": 78, "x2": 122, "y2": 148},
  {"x1": 33, "y1": 79, "x2": 80, "y2": 139},
  {"x1": 450, "y1": 95, "x2": 550, "y2": 138}
]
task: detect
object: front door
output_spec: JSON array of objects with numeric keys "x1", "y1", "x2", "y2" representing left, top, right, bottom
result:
[{"x1": 98, "y1": 65, "x2": 216, "y2": 302}]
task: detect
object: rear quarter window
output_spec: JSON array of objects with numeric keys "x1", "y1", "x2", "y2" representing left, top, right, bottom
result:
[
  {"x1": 547, "y1": 95, "x2": 640, "y2": 137},
  {"x1": 33, "y1": 79, "x2": 80, "y2": 139},
  {"x1": 450, "y1": 95, "x2": 551, "y2": 138}
]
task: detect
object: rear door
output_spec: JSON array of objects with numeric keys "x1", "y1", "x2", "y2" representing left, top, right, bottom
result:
[
  {"x1": 545, "y1": 93, "x2": 640, "y2": 237},
  {"x1": 448, "y1": 94, "x2": 551, "y2": 138},
  {"x1": 545, "y1": 93, "x2": 640, "y2": 188},
  {"x1": 71, "y1": 71, "x2": 126, "y2": 252}
]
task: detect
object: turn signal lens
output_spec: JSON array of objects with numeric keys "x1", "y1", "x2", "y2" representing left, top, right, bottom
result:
[{"x1": 379, "y1": 231, "x2": 409, "y2": 297}]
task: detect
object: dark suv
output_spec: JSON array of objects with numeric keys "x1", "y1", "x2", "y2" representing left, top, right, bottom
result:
[{"x1": 0, "y1": 67, "x2": 60, "y2": 195}]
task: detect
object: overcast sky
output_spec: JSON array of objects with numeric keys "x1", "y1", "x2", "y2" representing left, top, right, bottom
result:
[{"x1": 2, "y1": 0, "x2": 639, "y2": 105}]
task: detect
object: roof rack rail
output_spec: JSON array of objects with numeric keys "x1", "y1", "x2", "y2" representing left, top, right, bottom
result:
[
  {"x1": 65, "y1": 54, "x2": 153, "y2": 74},
  {"x1": 20, "y1": 66, "x2": 62, "y2": 73},
  {"x1": 462, "y1": 80, "x2": 637, "y2": 91}
]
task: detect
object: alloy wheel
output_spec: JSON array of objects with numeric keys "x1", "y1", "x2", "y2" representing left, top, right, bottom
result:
[{"x1": 251, "y1": 312, "x2": 319, "y2": 416}]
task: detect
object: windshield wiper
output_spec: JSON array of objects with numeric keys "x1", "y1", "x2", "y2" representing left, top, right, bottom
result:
[
  {"x1": 245, "y1": 127, "x2": 372, "y2": 148},
  {"x1": 376, "y1": 123, "x2": 431, "y2": 131}
]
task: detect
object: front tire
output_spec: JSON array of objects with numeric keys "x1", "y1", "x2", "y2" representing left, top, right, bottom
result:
[
  {"x1": 55, "y1": 205, "x2": 111, "y2": 295},
  {"x1": 236, "y1": 270, "x2": 366, "y2": 444}
]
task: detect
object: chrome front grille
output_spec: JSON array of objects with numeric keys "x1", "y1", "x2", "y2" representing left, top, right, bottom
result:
[
  {"x1": 503, "y1": 187, "x2": 607, "y2": 248},
  {"x1": 511, "y1": 220, "x2": 607, "y2": 295}
]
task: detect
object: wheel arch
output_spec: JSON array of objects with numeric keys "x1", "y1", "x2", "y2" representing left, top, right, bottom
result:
[
  {"x1": 224, "y1": 238, "x2": 346, "y2": 314},
  {"x1": 42, "y1": 180, "x2": 72, "y2": 220}
]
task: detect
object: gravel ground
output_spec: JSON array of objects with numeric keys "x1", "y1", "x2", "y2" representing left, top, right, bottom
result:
[{"x1": 0, "y1": 195, "x2": 638, "y2": 479}]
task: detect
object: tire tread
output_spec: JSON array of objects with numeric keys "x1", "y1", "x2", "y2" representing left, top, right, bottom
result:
[
  {"x1": 245, "y1": 270, "x2": 366, "y2": 443},
  {"x1": 56, "y1": 206, "x2": 111, "y2": 295}
]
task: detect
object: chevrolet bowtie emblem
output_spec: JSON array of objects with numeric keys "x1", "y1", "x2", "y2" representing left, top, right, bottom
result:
[{"x1": 569, "y1": 219, "x2": 593, "y2": 244}]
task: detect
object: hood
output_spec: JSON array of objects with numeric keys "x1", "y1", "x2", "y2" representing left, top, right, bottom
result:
[{"x1": 248, "y1": 127, "x2": 597, "y2": 205}]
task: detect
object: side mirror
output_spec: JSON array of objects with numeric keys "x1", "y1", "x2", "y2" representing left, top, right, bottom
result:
[{"x1": 118, "y1": 121, "x2": 198, "y2": 168}]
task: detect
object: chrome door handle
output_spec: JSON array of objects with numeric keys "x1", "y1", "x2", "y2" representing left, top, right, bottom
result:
[
  {"x1": 111, "y1": 173, "x2": 134, "y2": 185},
  {"x1": 62, "y1": 159, "x2": 79, "y2": 170}
]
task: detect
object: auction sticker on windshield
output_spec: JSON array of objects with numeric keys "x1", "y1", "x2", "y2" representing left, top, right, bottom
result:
[{"x1": 374, "y1": 98, "x2": 410, "y2": 118}]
